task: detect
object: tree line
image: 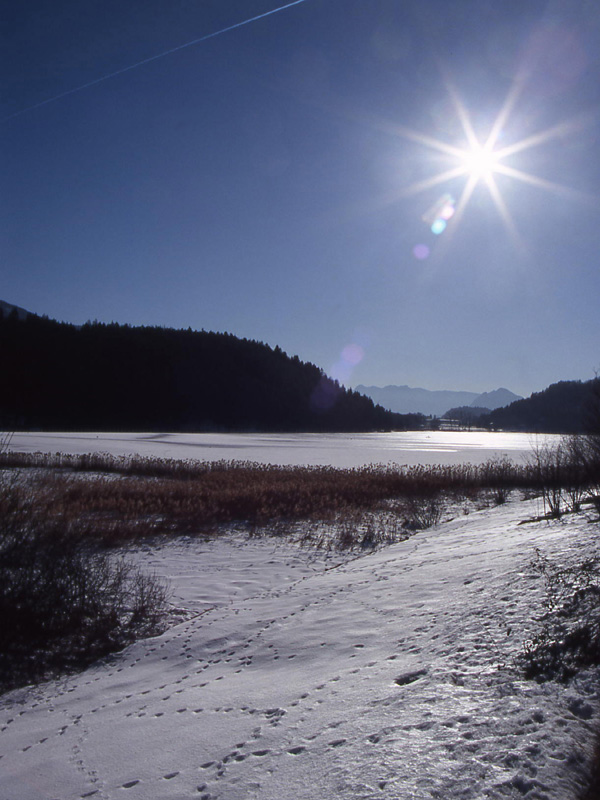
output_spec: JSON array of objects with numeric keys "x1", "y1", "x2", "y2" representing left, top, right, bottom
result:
[
  {"x1": 481, "y1": 379, "x2": 600, "y2": 434},
  {"x1": 0, "y1": 310, "x2": 423, "y2": 433}
]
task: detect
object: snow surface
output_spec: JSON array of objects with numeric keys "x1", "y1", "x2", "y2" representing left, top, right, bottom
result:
[
  {"x1": 2, "y1": 498, "x2": 599, "y2": 799},
  {"x1": 7, "y1": 430, "x2": 560, "y2": 468}
]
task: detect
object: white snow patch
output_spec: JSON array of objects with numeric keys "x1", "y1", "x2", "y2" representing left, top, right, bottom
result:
[{"x1": 1, "y1": 499, "x2": 598, "y2": 799}]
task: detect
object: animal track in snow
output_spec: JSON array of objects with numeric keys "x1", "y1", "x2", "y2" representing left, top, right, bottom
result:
[{"x1": 395, "y1": 669, "x2": 428, "y2": 686}]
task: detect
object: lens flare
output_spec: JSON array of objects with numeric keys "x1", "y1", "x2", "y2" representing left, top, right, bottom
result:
[
  {"x1": 413, "y1": 243, "x2": 430, "y2": 260},
  {"x1": 395, "y1": 74, "x2": 590, "y2": 246},
  {"x1": 422, "y1": 193, "x2": 455, "y2": 237},
  {"x1": 341, "y1": 344, "x2": 364, "y2": 366},
  {"x1": 330, "y1": 342, "x2": 366, "y2": 386}
]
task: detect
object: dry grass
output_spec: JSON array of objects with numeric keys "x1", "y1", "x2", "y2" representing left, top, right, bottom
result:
[{"x1": 0, "y1": 450, "x2": 575, "y2": 547}]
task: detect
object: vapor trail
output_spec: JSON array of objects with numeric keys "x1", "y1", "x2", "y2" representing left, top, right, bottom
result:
[{"x1": 4, "y1": 0, "x2": 308, "y2": 122}]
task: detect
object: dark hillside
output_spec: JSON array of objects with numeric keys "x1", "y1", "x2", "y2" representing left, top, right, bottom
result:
[
  {"x1": 0, "y1": 311, "x2": 421, "y2": 433},
  {"x1": 483, "y1": 379, "x2": 599, "y2": 434}
]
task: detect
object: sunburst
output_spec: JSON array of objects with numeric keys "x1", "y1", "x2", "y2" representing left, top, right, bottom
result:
[{"x1": 397, "y1": 78, "x2": 588, "y2": 245}]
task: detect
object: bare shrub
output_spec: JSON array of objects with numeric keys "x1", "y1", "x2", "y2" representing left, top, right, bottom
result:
[
  {"x1": 524, "y1": 432, "x2": 600, "y2": 519},
  {"x1": 0, "y1": 474, "x2": 169, "y2": 692},
  {"x1": 527, "y1": 441, "x2": 568, "y2": 518},
  {"x1": 492, "y1": 487, "x2": 509, "y2": 505},
  {"x1": 329, "y1": 508, "x2": 407, "y2": 550},
  {"x1": 404, "y1": 496, "x2": 442, "y2": 530},
  {"x1": 522, "y1": 552, "x2": 600, "y2": 683},
  {"x1": 334, "y1": 514, "x2": 358, "y2": 549},
  {"x1": 563, "y1": 433, "x2": 600, "y2": 513}
]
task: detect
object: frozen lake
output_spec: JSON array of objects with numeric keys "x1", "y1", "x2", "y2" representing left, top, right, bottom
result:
[{"x1": 7, "y1": 430, "x2": 560, "y2": 468}]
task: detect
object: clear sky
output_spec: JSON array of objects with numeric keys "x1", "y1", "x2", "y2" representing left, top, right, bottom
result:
[{"x1": 3, "y1": 0, "x2": 600, "y2": 397}]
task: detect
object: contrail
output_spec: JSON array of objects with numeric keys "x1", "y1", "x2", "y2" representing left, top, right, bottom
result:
[{"x1": 4, "y1": 0, "x2": 308, "y2": 122}]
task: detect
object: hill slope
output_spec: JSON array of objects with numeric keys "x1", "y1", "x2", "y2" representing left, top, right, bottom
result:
[
  {"x1": 0, "y1": 299, "x2": 34, "y2": 321},
  {"x1": 483, "y1": 379, "x2": 600, "y2": 433},
  {"x1": 0, "y1": 310, "x2": 420, "y2": 433},
  {"x1": 472, "y1": 387, "x2": 522, "y2": 410}
]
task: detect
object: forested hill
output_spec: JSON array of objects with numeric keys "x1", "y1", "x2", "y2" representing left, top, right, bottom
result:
[
  {"x1": 0, "y1": 311, "x2": 422, "y2": 433},
  {"x1": 482, "y1": 379, "x2": 600, "y2": 434}
]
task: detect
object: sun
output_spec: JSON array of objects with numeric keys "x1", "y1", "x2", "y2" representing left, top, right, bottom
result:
[
  {"x1": 459, "y1": 142, "x2": 500, "y2": 182},
  {"x1": 395, "y1": 78, "x2": 586, "y2": 244}
]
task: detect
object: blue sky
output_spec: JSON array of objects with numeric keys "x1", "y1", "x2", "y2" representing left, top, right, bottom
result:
[{"x1": 3, "y1": 0, "x2": 600, "y2": 396}]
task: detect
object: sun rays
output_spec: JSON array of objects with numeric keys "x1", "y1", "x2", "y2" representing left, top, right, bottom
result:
[{"x1": 398, "y1": 77, "x2": 588, "y2": 247}]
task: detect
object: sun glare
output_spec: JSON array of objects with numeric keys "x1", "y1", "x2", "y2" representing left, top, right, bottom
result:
[
  {"x1": 459, "y1": 142, "x2": 499, "y2": 182},
  {"x1": 396, "y1": 78, "x2": 586, "y2": 246}
]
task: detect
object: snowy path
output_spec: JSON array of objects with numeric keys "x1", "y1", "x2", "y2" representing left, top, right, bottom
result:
[{"x1": 1, "y1": 500, "x2": 598, "y2": 799}]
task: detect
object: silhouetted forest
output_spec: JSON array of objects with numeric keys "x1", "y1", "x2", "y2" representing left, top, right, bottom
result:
[
  {"x1": 442, "y1": 406, "x2": 491, "y2": 427},
  {"x1": 482, "y1": 379, "x2": 600, "y2": 434},
  {"x1": 0, "y1": 310, "x2": 423, "y2": 433}
]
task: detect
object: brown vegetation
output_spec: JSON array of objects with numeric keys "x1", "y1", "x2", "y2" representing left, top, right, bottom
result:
[
  {"x1": 0, "y1": 446, "x2": 597, "y2": 547},
  {"x1": 0, "y1": 451, "x2": 558, "y2": 545}
]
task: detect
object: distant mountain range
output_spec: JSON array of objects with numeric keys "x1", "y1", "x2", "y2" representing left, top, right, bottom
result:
[{"x1": 355, "y1": 385, "x2": 522, "y2": 417}]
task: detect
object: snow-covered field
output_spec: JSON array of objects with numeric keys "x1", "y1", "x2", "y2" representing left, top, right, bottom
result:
[
  {"x1": 7, "y1": 430, "x2": 561, "y2": 467},
  {"x1": 2, "y1": 497, "x2": 599, "y2": 799}
]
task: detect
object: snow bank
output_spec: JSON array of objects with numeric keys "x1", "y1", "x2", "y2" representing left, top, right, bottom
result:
[{"x1": 1, "y1": 499, "x2": 598, "y2": 799}]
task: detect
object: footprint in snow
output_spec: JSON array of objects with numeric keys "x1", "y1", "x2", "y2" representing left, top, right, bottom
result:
[
  {"x1": 567, "y1": 697, "x2": 594, "y2": 720},
  {"x1": 395, "y1": 669, "x2": 427, "y2": 686}
]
